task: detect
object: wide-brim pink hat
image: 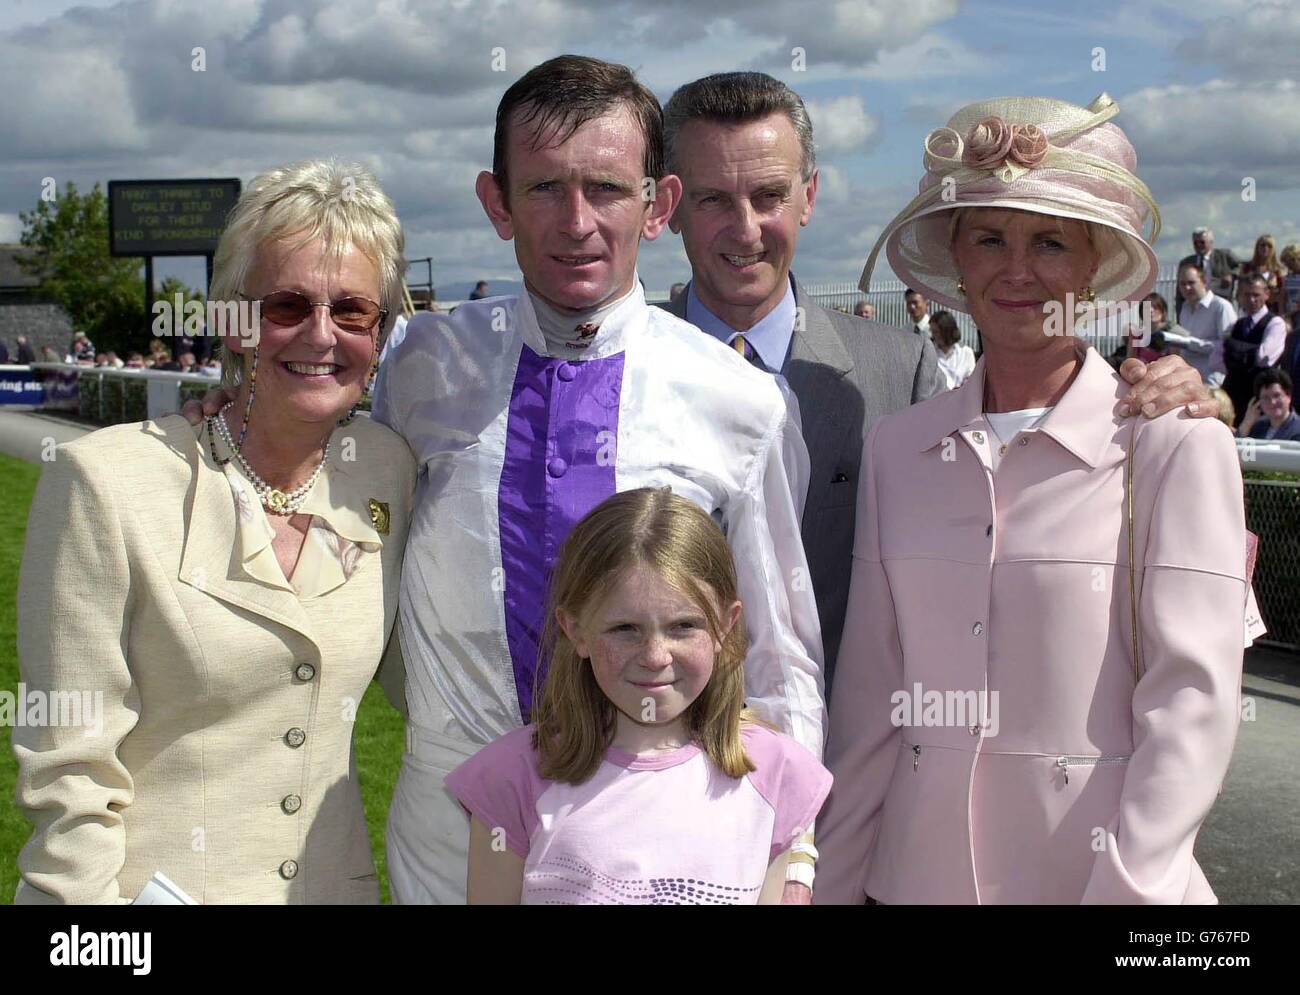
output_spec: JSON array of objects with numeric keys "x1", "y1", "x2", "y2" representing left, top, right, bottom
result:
[{"x1": 861, "y1": 93, "x2": 1161, "y2": 312}]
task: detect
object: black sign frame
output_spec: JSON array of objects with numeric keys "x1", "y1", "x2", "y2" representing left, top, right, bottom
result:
[{"x1": 108, "y1": 178, "x2": 241, "y2": 258}]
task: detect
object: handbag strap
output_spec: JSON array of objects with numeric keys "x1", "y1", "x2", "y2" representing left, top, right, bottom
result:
[{"x1": 1126, "y1": 420, "x2": 1144, "y2": 684}]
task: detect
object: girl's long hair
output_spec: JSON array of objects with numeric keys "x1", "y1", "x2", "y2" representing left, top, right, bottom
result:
[{"x1": 531, "y1": 488, "x2": 753, "y2": 783}]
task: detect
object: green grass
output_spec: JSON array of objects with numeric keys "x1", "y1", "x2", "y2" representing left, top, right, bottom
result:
[
  {"x1": 0, "y1": 454, "x2": 41, "y2": 903},
  {"x1": 0, "y1": 450, "x2": 405, "y2": 904}
]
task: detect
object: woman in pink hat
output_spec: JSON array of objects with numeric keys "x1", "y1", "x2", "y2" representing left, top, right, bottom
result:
[{"x1": 815, "y1": 94, "x2": 1253, "y2": 904}]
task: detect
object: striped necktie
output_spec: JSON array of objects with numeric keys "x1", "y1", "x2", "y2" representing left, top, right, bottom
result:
[{"x1": 732, "y1": 333, "x2": 761, "y2": 368}]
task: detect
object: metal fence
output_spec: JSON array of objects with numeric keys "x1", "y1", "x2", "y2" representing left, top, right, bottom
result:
[
  {"x1": 1245, "y1": 477, "x2": 1300, "y2": 651},
  {"x1": 801, "y1": 265, "x2": 1184, "y2": 357},
  {"x1": 28, "y1": 363, "x2": 220, "y2": 424}
]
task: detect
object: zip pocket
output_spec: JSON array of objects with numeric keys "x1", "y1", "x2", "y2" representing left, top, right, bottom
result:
[{"x1": 1056, "y1": 755, "x2": 1130, "y2": 785}]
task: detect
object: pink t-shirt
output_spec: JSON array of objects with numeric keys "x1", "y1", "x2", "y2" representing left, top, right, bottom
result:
[{"x1": 446, "y1": 722, "x2": 832, "y2": 905}]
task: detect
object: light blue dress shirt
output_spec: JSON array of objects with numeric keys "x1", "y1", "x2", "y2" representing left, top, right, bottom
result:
[{"x1": 685, "y1": 277, "x2": 797, "y2": 375}]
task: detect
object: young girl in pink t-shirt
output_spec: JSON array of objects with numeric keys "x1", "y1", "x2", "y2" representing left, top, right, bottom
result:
[{"x1": 446, "y1": 487, "x2": 831, "y2": 905}]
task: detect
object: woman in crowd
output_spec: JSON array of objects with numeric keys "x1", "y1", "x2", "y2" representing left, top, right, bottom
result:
[
  {"x1": 1240, "y1": 233, "x2": 1287, "y2": 312},
  {"x1": 929, "y1": 310, "x2": 976, "y2": 389},
  {"x1": 816, "y1": 94, "x2": 1248, "y2": 904},
  {"x1": 1237, "y1": 368, "x2": 1300, "y2": 441},
  {"x1": 15, "y1": 159, "x2": 415, "y2": 904}
]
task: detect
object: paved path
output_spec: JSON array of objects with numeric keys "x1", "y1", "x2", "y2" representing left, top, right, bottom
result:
[
  {"x1": 1197, "y1": 645, "x2": 1300, "y2": 904},
  {"x1": 0, "y1": 409, "x2": 94, "y2": 464}
]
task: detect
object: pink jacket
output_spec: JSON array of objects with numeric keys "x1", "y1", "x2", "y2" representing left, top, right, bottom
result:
[{"x1": 815, "y1": 346, "x2": 1246, "y2": 904}]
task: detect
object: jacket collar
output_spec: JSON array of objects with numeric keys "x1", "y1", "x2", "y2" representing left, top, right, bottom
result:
[
  {"x1": 178, "y1": 416, "x2": 384, "y2": 649},
  {"x1": 789, "y1": 274, "x2": 855, "y2": 376},
  {"x1": 918, "y1": 343, "x2": 1124, "y2": 468},
  {"x1": 515, "y1": 278, "x2": 648, "y2": 360},
  {"x1": 664, "y1": 274, "x2": 856, "y2": 377}
]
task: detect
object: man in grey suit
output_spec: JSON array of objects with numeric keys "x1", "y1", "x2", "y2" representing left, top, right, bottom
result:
[
  {"x1": 658, "y1": 71, "x2": 1214, "y2": 690},
  {"x1": 1176, "y1": 226, "x2": 1240, "y2": 311},
  {"x1": 658, "y1": 72, "x2": 940, "y2": 687}
]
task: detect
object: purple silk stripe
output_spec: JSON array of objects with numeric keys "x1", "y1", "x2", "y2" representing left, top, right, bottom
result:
[{"x1": 498, "y1": 344, "x2": 625, "y2": 723}]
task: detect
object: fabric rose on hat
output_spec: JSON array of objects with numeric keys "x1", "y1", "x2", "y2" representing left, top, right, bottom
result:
[
  {"x1": 1008, "y1": 124, "x2": 1048, "y2": 168},
  {"x1": 962, "y1": 117, "x2": 1015, "y2": 170},
  {"x1": 962, "y1": 117, "x2": 1050, "y2": 176}
]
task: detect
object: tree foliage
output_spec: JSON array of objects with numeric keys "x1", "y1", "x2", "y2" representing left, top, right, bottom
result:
[{"x1": 18, "y1": 181, "x2": 145, "y2": 355}]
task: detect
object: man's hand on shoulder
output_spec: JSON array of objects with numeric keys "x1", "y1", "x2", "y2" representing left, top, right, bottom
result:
[
  {"x1": 178, "y1": 387, "x2": 239, "y2": 426},
  {"x1": 1116, "y1": 354, "x2": 1215, "y2": 419}
]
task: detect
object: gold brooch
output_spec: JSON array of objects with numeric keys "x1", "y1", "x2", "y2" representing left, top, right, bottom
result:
[{"x1": 368, "y1": 498, "x2": 390, "y2": 535}]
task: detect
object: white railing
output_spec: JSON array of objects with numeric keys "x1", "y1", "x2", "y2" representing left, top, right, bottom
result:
[
  {"x1": 29, "y1": 362, "x2": 219, "y2": 421},
  {"x1": 1238, "y1": 438, "x2": 1300, "y2": 474},
  {"x1": 800, "y1": 266, "x2": 1186, "y2": 356}
]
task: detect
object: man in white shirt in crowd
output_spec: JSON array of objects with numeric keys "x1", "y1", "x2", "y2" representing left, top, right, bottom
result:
[
  {"x1": 372, "y1": 55, "x2": 824, "y2": 904},
  {"x1": 1222, "y1": 274, "x2": 1288, "y2": 423},
  {"x1": 905, "y1": 288, "x2": 930, "y2": 337},
  {"x1": 1176, "y1": 262, "x2": 1237, "y2": 384}
]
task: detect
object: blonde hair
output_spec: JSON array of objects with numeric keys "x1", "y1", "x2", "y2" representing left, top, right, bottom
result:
[
  {"x1": 1208, "y1": 387, "x2": 1236, "y2": 428},
  {"x1": 209, "y1": 158, "x2": 406, "y2": 387},
  {"x1": 532, "y1": 488, "x2": 753, "y2": 784},
  {"x1": 1248, "y1": 233, "x2": 1286, "y2": 284}
]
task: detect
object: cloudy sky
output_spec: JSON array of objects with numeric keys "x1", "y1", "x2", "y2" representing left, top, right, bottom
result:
[{"x1": 1, "y1": 0, "x2": 1297, "y2": 296}]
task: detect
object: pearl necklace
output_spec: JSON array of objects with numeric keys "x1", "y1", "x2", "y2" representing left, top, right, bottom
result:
[{"x1": 211, "y1": 403, "x2": 330, "y2": 515}]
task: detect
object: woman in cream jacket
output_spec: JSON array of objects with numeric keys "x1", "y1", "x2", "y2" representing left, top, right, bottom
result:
[
  {"x1": 14, "y1": 159, "x2": 415, "y2": 904},
  {"x1": 815, "y1": 95, "x2": 1248, "y2": 904}
]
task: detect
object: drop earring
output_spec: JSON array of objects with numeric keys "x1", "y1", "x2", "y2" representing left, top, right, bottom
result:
[
  {"x1": 957, "y1": 276, "x2": 966, "y2": 294},
  {"x1": 236, "y1": 345, "x2": 258, "y2": 450}
]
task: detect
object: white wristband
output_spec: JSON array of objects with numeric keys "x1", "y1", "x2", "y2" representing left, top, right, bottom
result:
[
  {"x1": 789, "y1": 840, "x2": 819, "y2": 861},
  {"x1": 785, "y1": 859, "x2": 816, "y2": 887}
]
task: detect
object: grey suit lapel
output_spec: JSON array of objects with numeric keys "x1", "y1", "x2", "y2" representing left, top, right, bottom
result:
[
  {"x1": 788, "y1": 275, "x2": 853, "y2": 376},
  {"x1": 786, "y1": 275, "x2": 858, "y2": 527}
]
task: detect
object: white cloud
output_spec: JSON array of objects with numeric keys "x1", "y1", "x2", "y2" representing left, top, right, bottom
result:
[
  {"x1": 1177, "y1": 1, "x2": 1300, "y2": 77},
  {"x1": 0, "y1": 45, "x2": 146, "y2": 158},
  {"x1": 1152, "y1": 189, "x2": 1300, "y2": 268},
  {"x1": 814, "y1": 163, "x2": 850, "y2": 206},
  {"x1": 854, "y1": 31, "x2": 995, "y2": 81},
  {"x1": 745, "y1": 0, "x2": 961, "y2": 67},
  {"x1": 0, "y1": 0, "x2": 967, "y2": 293},
  {"x1": 1121, "y1": 78, "x2": 1300, "y2": 194},
  {"x1": 805, "y1": 95, "x2": 879, "y2": 154}
]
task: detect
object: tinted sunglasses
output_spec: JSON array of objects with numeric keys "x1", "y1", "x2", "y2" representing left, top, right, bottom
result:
[{"x1": 243, "y1": 290, "x2": 388, "y2": 332}]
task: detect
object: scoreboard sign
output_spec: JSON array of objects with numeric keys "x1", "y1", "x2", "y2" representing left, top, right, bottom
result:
[{"x1": 108, "y1": 178, "x2": 240, "y2": 257}]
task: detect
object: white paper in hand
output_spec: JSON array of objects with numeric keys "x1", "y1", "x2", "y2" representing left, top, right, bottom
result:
[{"x1": 133, "y1": 872, "x2": 199, "y2": 905}]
